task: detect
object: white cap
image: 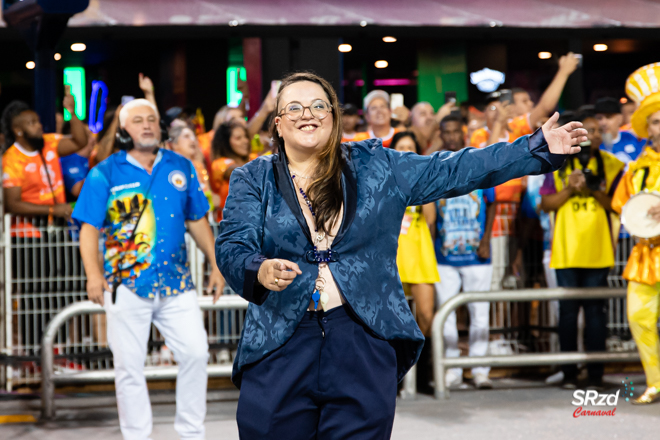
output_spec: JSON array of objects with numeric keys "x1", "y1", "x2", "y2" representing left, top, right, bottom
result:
[{"x1": 363, "y1": 90, "x2": 390, "y2": 112}]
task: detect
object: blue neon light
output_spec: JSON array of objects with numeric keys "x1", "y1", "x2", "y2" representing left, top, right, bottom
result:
[{"x1": 88, "y1": 80, "x2": 109, "y2": 134}]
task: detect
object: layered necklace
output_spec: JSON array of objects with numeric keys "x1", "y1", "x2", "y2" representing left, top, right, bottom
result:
[{"x1": 289, "y1": 166, "x2": 330, "y2": 311}]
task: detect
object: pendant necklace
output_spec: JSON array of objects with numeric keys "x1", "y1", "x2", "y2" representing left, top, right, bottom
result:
[{"x1": 290, "y1": 171, "x2": 330, "y2": 311}]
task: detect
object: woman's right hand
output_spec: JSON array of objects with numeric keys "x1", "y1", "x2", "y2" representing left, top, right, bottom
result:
[{"x1": 257, "y1": 259, "x2": 302, "y2": 291}]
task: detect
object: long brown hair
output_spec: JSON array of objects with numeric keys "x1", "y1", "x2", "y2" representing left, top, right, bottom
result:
[{"x1": 271, "y1": 72, "x2": 344, "y2": 235}]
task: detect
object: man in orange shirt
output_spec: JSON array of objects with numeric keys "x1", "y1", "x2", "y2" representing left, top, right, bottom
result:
[
  {"x1": 1, "y1": 88, "x2": 88, "y2": 224},
  {"x1": 1, "y1": 88, "x2": 88, "y2": 358},
  {"x1": 353, "y1": 90, "x2": 401, "y2": 148}
]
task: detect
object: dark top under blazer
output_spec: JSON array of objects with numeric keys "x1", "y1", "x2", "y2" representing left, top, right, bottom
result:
[{"x1": 216, "y1": 129, "x2": 566, "y2": 388}]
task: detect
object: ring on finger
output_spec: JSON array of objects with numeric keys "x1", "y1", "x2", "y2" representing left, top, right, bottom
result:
[{"x1": 274, "y1": 277, "x2": 279, "y2": 286}]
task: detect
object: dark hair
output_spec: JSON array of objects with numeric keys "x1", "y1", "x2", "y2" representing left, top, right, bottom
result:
[
  {"x1": 260, "y1": 111, "x2": 275, "y2": 133},
  {"x1": 391, "y1": 131, "x2": 422, "y2": 155},
  {"x1": 97, "y1": 106, "x2": 118, "y2": 141},
  {"x1": 212, "y1": 120, "x2": 249, "y2": 161},
  {"x1": 439, "y1": 113, "x2": 463, "y2": 131},
  {"x1": 272, "y1": 71, "x2": 344, "y2": 235},
  {"x1": 1, "y1": 100, "x2": 31, "y2": 151}
]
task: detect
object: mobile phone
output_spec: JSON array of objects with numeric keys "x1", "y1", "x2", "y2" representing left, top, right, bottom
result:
[
  {"x1": 390, "y1": 93, "x2": 404, "y2": 111},
  {"x1": 121, "y1": 95, "x2": 135, "y2": 106},
  {"x1": 270, "y1": 80, "x2": 281, "y2": 99},
  {"x1": 444, "y1": 91, "x2": 457, "y2": 104},
  {"x1": 574, "y1": 53, "x2": 583, "y2": 68},
  {"x1": 499, "y1": 89, "x2": 512, "y2": 104}
]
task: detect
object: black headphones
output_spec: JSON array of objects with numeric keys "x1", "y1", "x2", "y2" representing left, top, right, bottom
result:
[{"x1": 114, "y1": 120, "x2": 171, "y2": 151}]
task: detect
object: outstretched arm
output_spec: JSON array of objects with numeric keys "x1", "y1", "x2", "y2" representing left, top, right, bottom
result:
[
  {"x1": 390, "y1": 113, "x2": 587, "y2": 206},
  {"x1": 528, "y1": 53, "x2": 580, "y2": 128},
  {"x1": 58, "y1": 86, "x2": 89, "y2": 156}
]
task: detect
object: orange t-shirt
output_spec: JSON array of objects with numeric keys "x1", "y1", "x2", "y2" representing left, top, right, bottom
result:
[
  {"x1": 210, "y1": 153, "x2": 258, "y2": 220},
  {"x1": 353, "y1": 127, "x2": 401, "y2": 148},
  {"x1": 508, "y1": 114, "x2": 533, "y2": 141},
  {"x1": 469, "y1": 127, "x2": 511, "y2": 149},
  {"x1": 469, "y1": 126, "x2": 527, "y2": 237},
  {"x1": 3, "y1": 134, "x2": 65, "y2": 238},
  {"x1": 3, "y1": 134, "x2": 65, "y2": 205},
  {"x1": 197, "y1": 130, "x2": 214, "y2": 172}
]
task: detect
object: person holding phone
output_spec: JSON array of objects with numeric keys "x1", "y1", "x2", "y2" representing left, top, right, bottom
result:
[{"x1": 216, "y1": 71, "x2": 586, "y2": 439}]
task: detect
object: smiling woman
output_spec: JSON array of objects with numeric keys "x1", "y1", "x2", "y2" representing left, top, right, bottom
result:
[{"x1": 216, "y1": 71, "x2": 587, "y2": 440}]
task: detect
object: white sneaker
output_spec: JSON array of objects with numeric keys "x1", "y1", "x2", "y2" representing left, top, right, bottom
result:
[
  {"x1": 445, "y1": 371, "x2": 464, "y2": 388},
  {"x1": 473, "y1": 372, "x2": 493, "y2": 389}
]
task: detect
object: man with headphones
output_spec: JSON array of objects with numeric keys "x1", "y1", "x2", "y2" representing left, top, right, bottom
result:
[{"x1": 73, "y1": 98, "x2": 224, "y2": 440}]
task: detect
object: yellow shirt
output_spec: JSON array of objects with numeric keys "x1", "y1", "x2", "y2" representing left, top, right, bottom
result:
[
  {"x1": 612, "y1": 147, "x2": 660, "y2": 285},
  {"x1": 550, "y1": 151, "x2": 625, "y2": 269}
]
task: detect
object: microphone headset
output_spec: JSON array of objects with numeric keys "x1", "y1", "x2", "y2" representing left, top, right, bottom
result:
[{"x1": 114, "y1": 119, "x2": 171, "y2": 152}]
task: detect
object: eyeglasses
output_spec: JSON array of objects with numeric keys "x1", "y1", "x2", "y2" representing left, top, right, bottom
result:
[{"x1": 278, "y1": 100, "x2": 333, "y2": 122}]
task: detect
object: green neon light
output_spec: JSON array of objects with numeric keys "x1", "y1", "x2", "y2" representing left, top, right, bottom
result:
[
  {"x1": 63, "y1": 67, "x2": 86, "y2": 121},
  {"x1": 226, "y1": 67, "x2": 246, "y2": 107}
]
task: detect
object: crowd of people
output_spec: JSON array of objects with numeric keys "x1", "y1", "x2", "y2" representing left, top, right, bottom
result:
[{"x1": 1, "y1": 50, "x2": 660, "y2": 438}]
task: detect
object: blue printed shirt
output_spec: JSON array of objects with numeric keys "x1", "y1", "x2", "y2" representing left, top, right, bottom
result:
[
  {"x1": 72, "y1": 149, "x2": 210, "y2": 299},
  {"x1": 435, "y1": 188, "x2": 495, "y2": 266},
  {"x1": 600, "y1": 131, "x2": 645, "y2": 164},
  {"x1": 60, "y1": 153, "x2": 90, "y2": 202}
]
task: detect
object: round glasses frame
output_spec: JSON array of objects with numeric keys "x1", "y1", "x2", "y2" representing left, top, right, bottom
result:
[{"x1": 277, "y1": 100, "x2": 334, "y2": 122}]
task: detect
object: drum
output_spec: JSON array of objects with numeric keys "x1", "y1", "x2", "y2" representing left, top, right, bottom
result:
[{"x1": 621, "y1": 192, "x2": 660, "y2": 239}]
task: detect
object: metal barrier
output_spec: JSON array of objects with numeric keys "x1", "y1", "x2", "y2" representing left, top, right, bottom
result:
[
  {"x1": 432, "y1": 287, "x2": 639, "y2": 399},
  {"x1": 2, "y1": 214, "x2": 248, "y2": 390},
  {"x1": 41, "y1": 295, "x2": 249, "y2": 419}
]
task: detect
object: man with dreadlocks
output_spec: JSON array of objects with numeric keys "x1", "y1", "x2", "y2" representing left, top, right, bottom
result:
[{"x1": 1, "y1": 86, "x2": 88, "y2": 226}]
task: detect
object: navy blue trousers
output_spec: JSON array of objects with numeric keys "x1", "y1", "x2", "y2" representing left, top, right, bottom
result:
[
  {"x1": 556, "y1": 268, "x2": 609, "y2": 380},
  {"x1": 236, "y1": 305, "x2": 398, "y2": 440}
]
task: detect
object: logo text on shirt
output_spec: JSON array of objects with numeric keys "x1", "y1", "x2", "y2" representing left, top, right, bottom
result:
[{"x1": 111, "y1": 182, "x2": 141, "y2": 193}]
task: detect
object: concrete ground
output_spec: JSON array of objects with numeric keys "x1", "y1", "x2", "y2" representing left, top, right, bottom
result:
[{"x1": 1, "y1": 373, "x2": 658, "y2": 440}]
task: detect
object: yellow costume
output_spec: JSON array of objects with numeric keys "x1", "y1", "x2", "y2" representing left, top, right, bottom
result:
[
  {"x1": 397, "y1": 206, "x2": 440, "y2": 284},
  {"x1": 612, "y1": 63, "x2": 660, "y2": 403}
]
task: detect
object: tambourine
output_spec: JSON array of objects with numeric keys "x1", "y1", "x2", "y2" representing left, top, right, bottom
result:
[{"x1": 621, "y1": 192, "x2": 660, "y2": 239}]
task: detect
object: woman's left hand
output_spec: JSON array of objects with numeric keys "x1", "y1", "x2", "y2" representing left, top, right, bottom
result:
[{"x1": 542, "y1": 112, "x2": 588, "y2": 156}]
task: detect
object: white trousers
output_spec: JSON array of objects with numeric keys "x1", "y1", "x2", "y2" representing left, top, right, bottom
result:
[
  {"x1": 105, "y1": 285, "x2": 209, "y2": 440},
  {"x1": 490, "y1": 236, "x2": 509, "y2": 291},
  {"x1": 435, "y1": 264, "x2": 493, "y2": 377}
]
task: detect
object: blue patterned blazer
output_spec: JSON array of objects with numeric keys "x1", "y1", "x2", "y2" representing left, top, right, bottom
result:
[{"x1": 216, "y1": 129, "x2": 566, "y2": 387}]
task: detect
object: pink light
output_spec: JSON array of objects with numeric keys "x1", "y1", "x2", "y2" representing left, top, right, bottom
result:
[
  {"x1": 354, "y1": 79, "x2": 365, "y2": 87},
  {"x1": 373, "y1": 78, "x2": 412, "y2": 86}
]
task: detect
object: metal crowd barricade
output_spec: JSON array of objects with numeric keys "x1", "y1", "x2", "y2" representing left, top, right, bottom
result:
[
  {"x1": 2, "y1": 214, "x2": 248, "y2": 390},
  {"x1": 41, "y1": 295, "x2": 249, "y2": 419},
  {"x1": 432, "y1": 287, "x2": 638, "y2": 399}
]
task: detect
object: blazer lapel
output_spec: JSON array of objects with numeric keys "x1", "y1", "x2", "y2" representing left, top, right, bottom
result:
[
  {"x1": 273, "y1": 147, "x2": 357, "y2": 248},
  {"x1": 273, "y1": 152, "x2": 313, "y2": 244}
]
